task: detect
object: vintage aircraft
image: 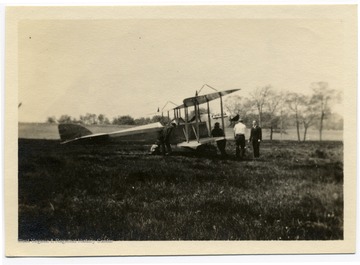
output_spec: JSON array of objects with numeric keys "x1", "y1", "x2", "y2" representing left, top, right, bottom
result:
[{"x1": 58, "y1": 88, "x2": 240, "y2": 152}]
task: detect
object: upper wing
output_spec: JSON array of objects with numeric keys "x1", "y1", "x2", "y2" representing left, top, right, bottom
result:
[
  {"x1": 183, "y1": 89, "x2": 240, "y2": 107},
  {"x1": 167, "y1": 89, "x2": 241, "y2": 111}
]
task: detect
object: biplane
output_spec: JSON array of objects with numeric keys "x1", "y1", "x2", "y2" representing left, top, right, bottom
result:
[{"x1": 58, "y1": 88, "x2": 240, "y2": 152}]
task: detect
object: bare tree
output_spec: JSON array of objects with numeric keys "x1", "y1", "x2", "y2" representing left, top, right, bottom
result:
[
  {"x1": 89, "y1": 113, "x2": 97, "y2": 125},
  {"x1": 264, "y1": 90, "x2": 282, "y2": 141},
  {"x1": 97, "y1": 114, "x2": 110, "y2": 125},
  {"x1": 134, "y1": 117, "x2": 151, "y2": 125},
  {"x1": 225, "y1": 95, "x2": 254, "y2": 119},
  {"x1": 80, "y1": 113, "x2": 98, "y2": 125},
  {"x1": 310, "y1": 82, "x2": 340, "y2": 141},
  {"x1": 276, "y1": 92, "x2": 289, "y2": 140},
  {"x1": 97, "y1": 114, "x2": 105, "y2": 124},
  {"x1": 112, "y1": 115, "x2": 135, "y2": 125},
  {"x1": 151, "y1": 115, "x2": 170, "y2": 125},
  {"x1": 301, "y1": 96, "x2": 318, "y2": 141},
  {"x1": 250, "y1": 85, "x2": 272, "y2": 127},
  {"x1": 57, "y1": 115, "x2": 73, "y2": 124},
  {"x1": 104, "y1": 117, "x2": 110, "y2": 125},
  {"x1": 46, "y1": 116, "x2": 57, "y2": 124},
  {"x1": 286, "y1": 92, "x2": 305, "y2": 142}
]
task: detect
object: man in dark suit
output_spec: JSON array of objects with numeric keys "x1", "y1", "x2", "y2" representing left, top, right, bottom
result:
[
  {"x1": 249, "y1": 120, "x2": 262, "y2": 158},
  {"x1": 160, "y1": 122, "x2": 176, "y2": 155},
  {"x1": 211, "y1": 122, "x2": 227, "y2": 156}
]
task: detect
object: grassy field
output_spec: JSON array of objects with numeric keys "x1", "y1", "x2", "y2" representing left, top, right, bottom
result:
[
  {"x1": 18, "y1": 138, "x2": 343, "y2": 241},
  {"x1": 18, "y1": 123, "x2": 133, "y2": 139}
]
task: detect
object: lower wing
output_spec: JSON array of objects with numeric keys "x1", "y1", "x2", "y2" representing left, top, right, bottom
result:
[{"x1": 58, "y1": 122, "x2": 164, "y2": 144}]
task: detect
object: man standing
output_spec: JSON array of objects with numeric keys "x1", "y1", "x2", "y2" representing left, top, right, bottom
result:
[
  {"x1": 211, "y1": 122, "x2": 227, "y2": 156},
  {"x1": 160, "y1": 122, "x2": 176, "y2": 155},
  {"x1": 233, "y1": 118, "x2": 247, "y2": 159},
  {"x1": 249, "y1": 120, "x2": 262, "y2": 158}
]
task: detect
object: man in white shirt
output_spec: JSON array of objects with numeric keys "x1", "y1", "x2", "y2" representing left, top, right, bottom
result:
[{"x1": 233, "y1": 118, "x2": 247, "y2": 159}]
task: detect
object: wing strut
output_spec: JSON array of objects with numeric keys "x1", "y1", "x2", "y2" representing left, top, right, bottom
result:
[
  {"x1": 206, "y1": 96, "x2": 212, "y2": 137},
  {"x1": 194, "y1": 103, "x2": 200, "y2": 142},
  {"x1": 220, "y1": 93, "x2": 225, "y2": 133},
  {"x1": 185, "y1": 107, "x2": 189, "y2": 142},
  {"x1": 191, "y1": 124, "x2": 198, "y2": 141}
]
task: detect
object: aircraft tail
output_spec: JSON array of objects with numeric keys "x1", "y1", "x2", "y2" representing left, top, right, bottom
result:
[{"x1": 58, "y1": 123, "x2": 93, "y2": 142}]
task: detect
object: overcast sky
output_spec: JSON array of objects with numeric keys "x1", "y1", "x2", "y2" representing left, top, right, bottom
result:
[{"x1": 18, "y1": 19, "x2": 344, "y2": 122}]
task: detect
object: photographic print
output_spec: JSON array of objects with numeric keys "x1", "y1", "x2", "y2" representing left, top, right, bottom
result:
[{"x1": 5, "y1": 5, "x2": 357, "y2": 256}]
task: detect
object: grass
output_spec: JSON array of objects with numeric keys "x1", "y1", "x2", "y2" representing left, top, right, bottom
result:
[{"x1": 18, "y1": 139, "x2": 343, "y2": 241}]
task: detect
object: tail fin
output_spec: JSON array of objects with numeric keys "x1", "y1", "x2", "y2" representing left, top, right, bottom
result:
[{"x1": 58, "y1": 124, "x2": 93, "y2": 142}]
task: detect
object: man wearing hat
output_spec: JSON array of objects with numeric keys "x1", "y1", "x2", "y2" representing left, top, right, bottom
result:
[
  {"x1": 160, "y1": 121, "x2": 177, "y2": 155},
  {"x1": 233, "y1": 118, "x2": 247, "y2": 159},
  {"x1": 211, "y1": 122, "x2": 227, "y2": 156},
  {"x1": 249, "y1": 120, "x2": 262, "y2": 158}
]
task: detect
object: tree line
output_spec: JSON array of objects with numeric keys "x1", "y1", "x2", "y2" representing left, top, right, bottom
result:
[
  {"x1": 224, "y1": 81, "x2": 342, "y2": 141},
  {"x1": 47, "y1": 81, "x2": 342, "y2": 142},
  {"x1": 47, "y1": 113, "x2": 170, "y2": 127}
]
